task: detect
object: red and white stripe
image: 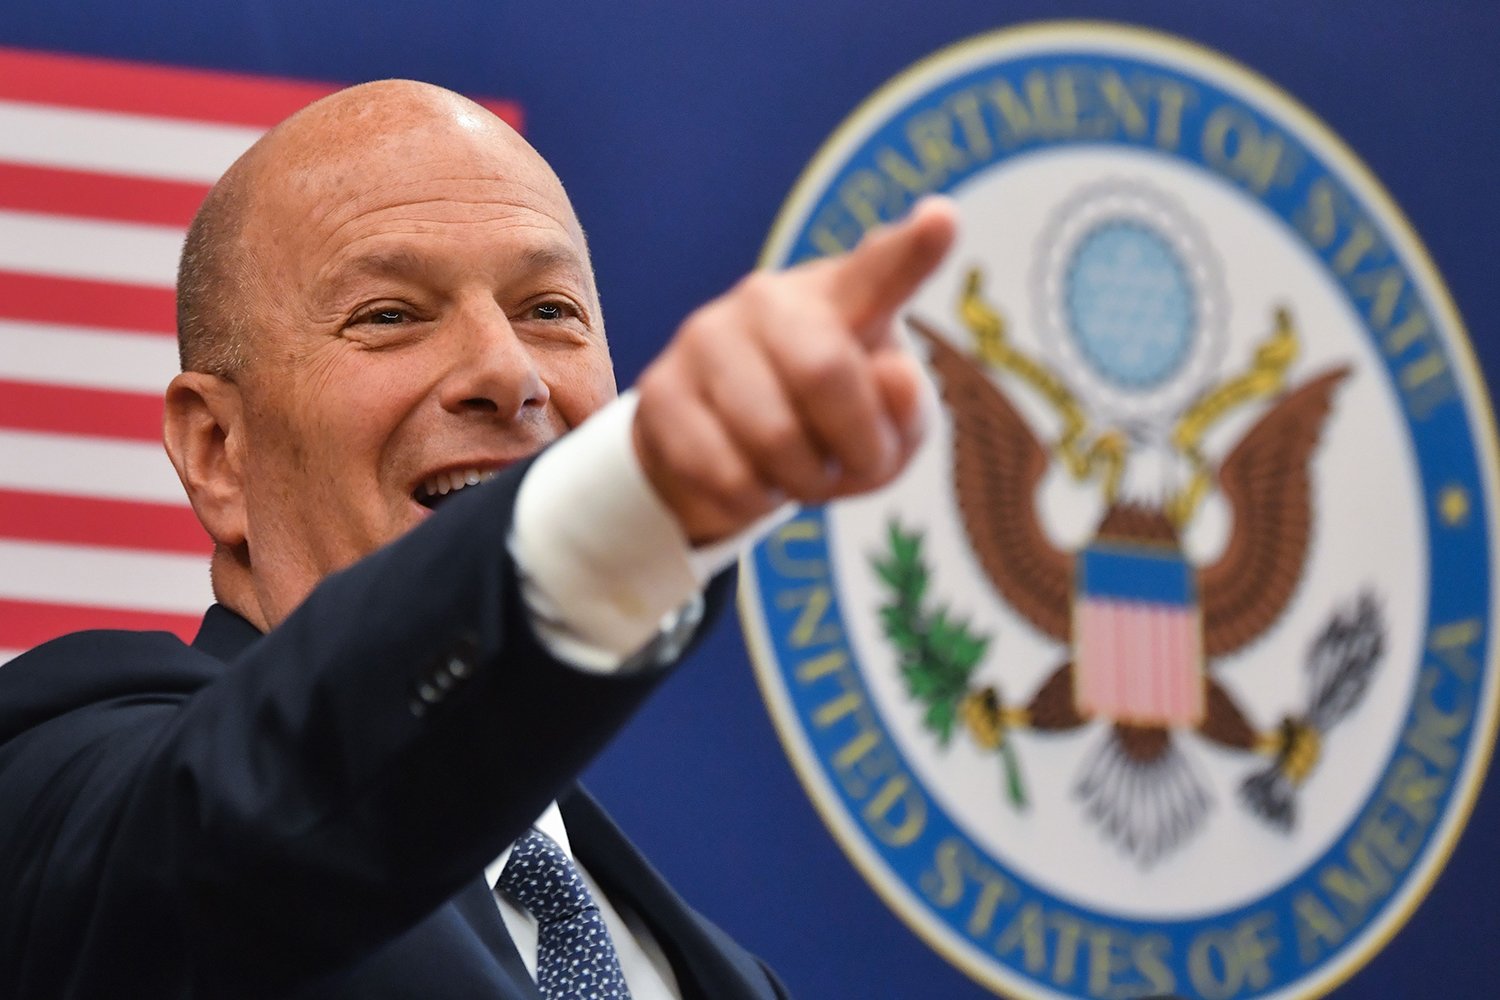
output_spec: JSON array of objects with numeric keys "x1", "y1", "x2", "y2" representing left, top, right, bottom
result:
[
  {"x1": 0, "y1": 47, "x2": 521, "y2": 662},
  {"x1": 1075, "y1": 599, "x2": 1205, "y2": 727}
]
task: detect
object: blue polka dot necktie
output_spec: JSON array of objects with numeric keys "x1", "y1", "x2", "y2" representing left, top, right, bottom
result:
[{"x1": 495, "y1": 828, "x2": 633, "y2": 999}]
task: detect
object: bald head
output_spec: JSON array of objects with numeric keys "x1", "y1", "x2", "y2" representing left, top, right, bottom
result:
[
  {"x1": 176, "y1": 80, "x2": 565, "y2": 377},
  {"x1": 164, "y1": 79, "x2": 612, "y2": 629}
]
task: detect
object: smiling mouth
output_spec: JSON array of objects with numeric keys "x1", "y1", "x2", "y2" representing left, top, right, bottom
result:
[{"x1": 414, "y1": 467, "x2": 502, "y2": 511}]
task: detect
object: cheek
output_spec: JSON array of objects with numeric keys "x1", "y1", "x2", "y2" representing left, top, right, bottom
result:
[
  {"x1": 316, "y1": 381, "x2": 408, "y2": 453},
  {"x1": 545, "y1": 348, "x2": 618, "y2": 428},
  {"x1": 307, "y1": 346, "x2": 435, "y2": 450},
  {"x1": 246, "y1": 369, "x2": 415, "y2": 510}
]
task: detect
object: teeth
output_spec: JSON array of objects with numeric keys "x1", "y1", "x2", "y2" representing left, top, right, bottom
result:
[{"x1": 419, "y1": 467, "x2": 502, "y2": 501}]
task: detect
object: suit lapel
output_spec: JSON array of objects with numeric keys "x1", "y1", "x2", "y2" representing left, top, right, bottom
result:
[
  {"x1": 289, "y1": 884, "x2": 539, "y2": 1000},
  {"x1": 450, "y1": 876, "x2": 543, "y2": 999},
  {"x1": 561, "y1": 789, "x2": 782, "y2": 1000}
]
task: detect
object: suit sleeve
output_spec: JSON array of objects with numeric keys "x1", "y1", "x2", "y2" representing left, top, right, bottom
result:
[{"x1": 0, "y1": 457, "x2": 729, "y2": 998}]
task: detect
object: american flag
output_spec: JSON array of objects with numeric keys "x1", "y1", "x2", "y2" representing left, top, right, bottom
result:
[
  {"x1": 1074, "y1": 540, "x2": 1206, "y2": 727},
  {"x1": 0, "y1": 47, "x2": 520, "y2": 663}
]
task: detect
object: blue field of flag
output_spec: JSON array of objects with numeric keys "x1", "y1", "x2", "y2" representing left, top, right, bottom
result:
[{"x1": 1079, "y1": 543, "x2": 1196, "y2": 605}]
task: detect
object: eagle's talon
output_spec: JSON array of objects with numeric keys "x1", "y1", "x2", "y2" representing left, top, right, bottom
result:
[
  {"x1": 961, "y1": 687, "x2": 1003, "y2": 749},
  {"x1": 1280, "y1": 716, "x2": 1322, "y2": 784},
  {"x1": 1257, "y1": 716, "x2": 1321, "y2": 783}
]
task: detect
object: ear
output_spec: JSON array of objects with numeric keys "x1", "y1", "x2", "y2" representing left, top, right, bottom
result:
[{"x1": 164, "y1": 371, "x2": 247, "y2": 548}]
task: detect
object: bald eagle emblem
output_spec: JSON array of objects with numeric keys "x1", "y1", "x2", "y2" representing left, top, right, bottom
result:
[
  {"x1": 878, "y1": 193, "x2": 1386, "y2": 867},
  {"x1": 747, "y1": 32, "x2": 1497, "y2": 998}
]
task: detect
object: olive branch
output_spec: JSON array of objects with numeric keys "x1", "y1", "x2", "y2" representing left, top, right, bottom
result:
[{"x1": 872, "y1": 520, "x2": 1027, "y2": 807}]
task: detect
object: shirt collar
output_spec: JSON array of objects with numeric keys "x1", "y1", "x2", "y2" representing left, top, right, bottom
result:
[{"x1": 484, "y1": 800, "x2": 570, "y2": 890}]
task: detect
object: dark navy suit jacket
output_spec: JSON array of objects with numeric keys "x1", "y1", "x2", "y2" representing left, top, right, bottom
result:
[{"x1": 0, "y1": 464, "x2": 786, "y2": 999}]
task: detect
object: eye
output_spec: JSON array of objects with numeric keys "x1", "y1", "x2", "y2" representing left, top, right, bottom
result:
[
  {"x1": 529, "y1": 301, "x2": 570, "y2": 321},
  {"x1": 343, "y1": 302, "x2": 430, "y2": 345},
  {"x1": 354, "y1": 307, "x2": 410, "y2": 325},
  {"x1": 512, "y1": 297, "x2": 593, "y2": 345}
]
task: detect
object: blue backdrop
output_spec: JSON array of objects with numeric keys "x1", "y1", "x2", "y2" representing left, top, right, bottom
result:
[{"x1": 2, "y1": 2, "x2": 1495, "y2": 996}]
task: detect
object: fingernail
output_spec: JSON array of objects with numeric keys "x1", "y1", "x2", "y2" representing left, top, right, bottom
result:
[
  {"x1": 901, "y1": 408, "x2": 927, "y2": 452},
  {"x1": 883, "y1": 423, "x2": 902, "y2": 467}
]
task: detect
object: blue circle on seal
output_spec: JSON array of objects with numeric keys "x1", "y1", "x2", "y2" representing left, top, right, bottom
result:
[{"x1": 1065, "y1": 221, "x2": 1196, "y2": 390}]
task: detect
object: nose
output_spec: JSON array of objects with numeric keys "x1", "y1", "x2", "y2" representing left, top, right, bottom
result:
[{"x1": 438, "y1": 300, "x2": 551, "y2": 421}]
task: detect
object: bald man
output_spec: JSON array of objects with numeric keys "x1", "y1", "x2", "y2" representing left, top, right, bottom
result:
[{"x1": 0, "y1": 81, "x2": 955, "y2": 999}]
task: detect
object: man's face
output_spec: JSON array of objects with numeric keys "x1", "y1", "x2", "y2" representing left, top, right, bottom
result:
[{"x1": 227, "y1": 99, "x2": 615, "y2": 624}]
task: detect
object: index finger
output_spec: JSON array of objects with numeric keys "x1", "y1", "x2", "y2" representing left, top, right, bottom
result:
[{"x1": 827, "y1": 195, "x2": 958, "y2": 336}]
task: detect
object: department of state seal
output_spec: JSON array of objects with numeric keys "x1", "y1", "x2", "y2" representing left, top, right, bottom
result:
[{"x1": 741, "y1": 21, "x2": 1498, "y2": 1000}]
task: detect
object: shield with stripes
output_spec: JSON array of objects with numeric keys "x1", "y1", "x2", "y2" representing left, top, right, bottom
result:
[
  {"x1": 0, "y1": 47, "x2": 519, "y2": 663},
  {"x1": 1073, "y1": 540, "x2": 1205, "y2": 727}
]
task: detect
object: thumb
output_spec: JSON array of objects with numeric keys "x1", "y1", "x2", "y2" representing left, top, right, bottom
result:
[{"x1": 827, "y1": 195, "x2": 958, "y2": 338}]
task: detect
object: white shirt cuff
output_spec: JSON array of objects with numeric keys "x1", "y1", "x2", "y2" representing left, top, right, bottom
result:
[{"x1": 511, "y1": 390, "x2": 791, "y2": 673}]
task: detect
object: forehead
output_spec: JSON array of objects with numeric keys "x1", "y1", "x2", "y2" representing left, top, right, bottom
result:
[{"x1": 246, "y1": 106, "x2": 590, "y2": 291}]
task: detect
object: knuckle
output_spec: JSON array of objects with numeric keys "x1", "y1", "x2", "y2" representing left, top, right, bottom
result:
[
  {"x1": 704, "y1": 463, "x2": 766, "y2": 517},
  {"x1": 786, "y1": 341, "x2": 857, "y2": 394},
  {"x1": 679, "y1": 443, "x2": 747, "y2": 496},
  {"x1": 746, "y1": 414, "x2": 805, "y2": 458},
  {"x1": 779, "y1": 463, "x2": 834, "y2": 504},
  {"x1": 838, "y1": 446, "x2": 882, "y2": 482},
  {"x1": 730, "y1": 270, "x2": 780, "y2": 311},
  {"x1": 634, "y1": 361, "x2": 672, "y2": 403},
  {"x1": 674, "y1": 309, "x2": 717, "y2": 351},
  {"x1": 831, "y1": 423, "x2": 896, "y2": 484},
  {"x1": 792, "y1": 475, "x2": 838, "y2": 505}
]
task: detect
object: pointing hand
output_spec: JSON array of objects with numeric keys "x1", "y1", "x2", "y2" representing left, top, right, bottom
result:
[{"x1": 632, "y1": 196, "x2": 958, "y2": 543}]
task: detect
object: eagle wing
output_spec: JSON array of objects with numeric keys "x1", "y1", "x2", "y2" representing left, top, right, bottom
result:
[
  {"x1": 1201, "y1": 367, "x2": 1352, "y2": 658},
  {"x1": 908, "y1": 317, "x2": 1072, "y2": 641}
]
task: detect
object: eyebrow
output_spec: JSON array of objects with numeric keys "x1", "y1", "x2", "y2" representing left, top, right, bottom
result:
[
  {"x1": 512, "y1": 243, "x2": 591, "y2": 283},
  {"x1": 334, "y1": 248, "x2": 431, "y2": 284},
  {"x1": 327, "y1": 241, "x2": 590, "y2": 294}
]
